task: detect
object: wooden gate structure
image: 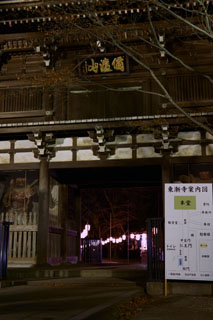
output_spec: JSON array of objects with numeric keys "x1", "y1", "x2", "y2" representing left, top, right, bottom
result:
[{"x1": 0, "y1": 1, "x2": 213, "y2": 267}]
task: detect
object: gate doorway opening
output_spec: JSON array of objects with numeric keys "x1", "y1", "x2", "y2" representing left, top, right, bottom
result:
[
  {"x1": 80, "y1": 186, "x2": 162, "y2": 266},
  {"x1": 51, "y1": 164, "x2": 163, "y2": 267}
]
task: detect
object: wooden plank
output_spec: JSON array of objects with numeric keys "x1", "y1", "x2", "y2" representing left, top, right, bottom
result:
[
  {"x1": 18, "y1": 232, "x2": 22, "y2": 258},
  {"x1": 0, "y1": 111, "x2": 45, "y2": 119},
  {"x1": 13, "y1": 231, "x2": 17, "y2": 258},
  {"x1": 8, "y1": 257, "x2": 37, "y2": 268},
  {"x1": 10, "y1": 225, "x2": 38, "y2": 232},
  {"x1": 32, "y1": 231, "x2": 36, "y2": 258},
  {"x1": 0, "y1": 164, "x2": 40, "y2": 171},
  {"x1": 23, "y1": 231, "x2": 27, "y2": 258},
  {"x1": 9, "y1": 231, "x2": 13, "y2": 258},
  {"x1": 27, "y1": 231, "x2": 32, "y2": 258}
]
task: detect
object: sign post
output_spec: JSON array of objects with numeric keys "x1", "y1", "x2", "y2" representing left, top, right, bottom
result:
[{"x1": 165, "y1": 184, "x2": 213, "y2": 281}]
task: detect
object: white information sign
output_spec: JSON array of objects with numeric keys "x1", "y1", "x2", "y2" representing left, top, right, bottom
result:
[{"x1": 165, "y1": 184, "x2": 213, "y2": 281}]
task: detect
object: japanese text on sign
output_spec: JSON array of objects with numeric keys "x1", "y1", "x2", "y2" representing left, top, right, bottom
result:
[{"x1": 79, "y1": 53, "x2": 129, "y2": 77}]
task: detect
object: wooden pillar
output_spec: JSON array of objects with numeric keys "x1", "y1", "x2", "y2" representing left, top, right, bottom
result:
[
  {"x1": 73, "y1": 188, "x2": 81, "y2": 262},
  {"x1": 37, "y1": 157, "x2": 50, "y2": 265},
  {"x1": 162, "y1": 151, "x2": 172, "y2": 183},
  {"x1": 60, "y1": 184, "x2": 68, "y2": 262},
  {"x1": 161, "y1": 151, "x2": 172, "y2": 217}
]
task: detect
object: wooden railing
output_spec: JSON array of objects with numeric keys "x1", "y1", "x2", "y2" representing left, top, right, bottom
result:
[
  {"x1": 0, "y1": 211, "x2": 78, "y2": 267},
  {"x1": 0, "y1": 212, "x2": 38, "y2": 267}
]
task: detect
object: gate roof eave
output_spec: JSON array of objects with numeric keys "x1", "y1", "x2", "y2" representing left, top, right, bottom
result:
[{"x1": 0, "y1": 112, "x2": 212, "y2": 141}]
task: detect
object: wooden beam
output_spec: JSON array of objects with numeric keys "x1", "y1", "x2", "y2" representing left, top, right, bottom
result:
[{"x1": 0, "y1": 111, "x2": 45, "y2": 119}]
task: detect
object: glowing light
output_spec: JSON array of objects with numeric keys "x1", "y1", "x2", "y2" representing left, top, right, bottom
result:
[
  {"x1": 152, "y1": 227, "x2": 158, "y2": 235},
  {"x1": 142, "y1": 233, "x2": 147, "y2": 251},
  {"x1": 81, "y1": 230, "x2": 87, "y2": 239},
  {"x1": 81, "y1": 224, "x2": 91, "y2": 239},
  {"x1": 136, "y1": 234, "x2": 140, "y2": 241},
  {"x1": 99, "y1": 231, "x2": 148, "y2": 248}
]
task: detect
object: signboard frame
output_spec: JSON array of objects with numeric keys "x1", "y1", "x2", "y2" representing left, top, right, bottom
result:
[
  {"x1": 78, "y1": 52, "x2": 129, "y2": 78},
  {"x1": 165, "y1": 183, "x2": 213, "y2": 282}
]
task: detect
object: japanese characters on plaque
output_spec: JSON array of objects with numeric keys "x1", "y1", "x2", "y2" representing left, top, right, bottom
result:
[
  {"x1": 79, "y1": 53, "x2": 129, "y2": 77},
  {"x1": 165, "y1": 184, "x2": 213, "y2": 281}
]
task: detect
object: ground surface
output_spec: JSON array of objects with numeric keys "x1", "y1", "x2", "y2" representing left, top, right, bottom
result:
[
  {"x1": 0, "y1": 278, "x2": 212, "y2": 320},
  {"x1": 0, "y1": 263, "x2": 212, "y2": 320},
  {"x1": 0, "y1": 278, "x2": 142, "y2": 320},
  {"x1": 133, "y1": 295, "x2": 213, "y2": 320}
]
